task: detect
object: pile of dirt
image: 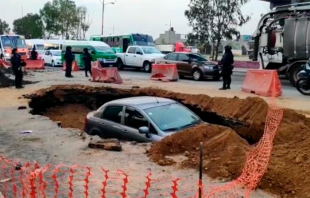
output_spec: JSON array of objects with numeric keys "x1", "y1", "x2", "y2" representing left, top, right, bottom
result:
[
  {"x1": 0, "y1": 67, "x2": 36, "y2": 88},
  {"x1": 25, "y1": 84, "x2": 310, "y2": 197},
  {"x1": 42, "y1": 104, "x2": 91, "y2": 130},
  {"x1": 148, "y1": 123, "x2": 250, "y2": 179}
]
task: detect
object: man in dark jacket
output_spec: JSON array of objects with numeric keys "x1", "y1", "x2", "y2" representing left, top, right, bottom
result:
[
  {"x1": 82, "y1": 48, "x2": 92, "y2": 77},
  {"x1": 64, "y1": 46, "x2": 74, "y2": 78},
  {"x1": 219, "y1": 45, "x2": 234, "y2": 90},
  {"x1": 10, "y1": 48, "x2": 25, "y2": 88},
  {"x1": 30, "y1": 47, "x2": 38, "y2": 60}
]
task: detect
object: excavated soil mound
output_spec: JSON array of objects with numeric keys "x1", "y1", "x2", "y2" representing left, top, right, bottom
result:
[
  {"x1": 148, "y1": 123, "x2": 250, "y2": 179},
  {"x1": 0, "y1": 67, "x2": 36, "y2": 88},
  {"x1": 25, "y1": 84, "x2": 310, "y2": 197}
]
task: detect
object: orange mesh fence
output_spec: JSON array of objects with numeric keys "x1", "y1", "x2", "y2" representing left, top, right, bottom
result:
[
  {"x1": 150, "y1": 64, "x2": 179, "y2": 82},
  {"x1": 25, "y1": 60, "x2": 45, "y2": 70},
  {"x1": 91, "y1": 61, "x2": 123, "y2": 84},
  {"x1": 62, "y1": 61, "x2": 79, "y2": 71},
  {"x1": 241, "y1": 70, "x2": 282, "y2": 97}
]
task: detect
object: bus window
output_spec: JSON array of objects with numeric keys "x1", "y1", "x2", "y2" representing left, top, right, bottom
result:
[
  {"x1": 107, "y1": 37, "x2": 112, "y2": 46},
  {"x1": 131, "y1": 34, "x2": 154, "y2": 46},
  {"x1": 115, "y1": 37, "x2": 120, "y2": 47}
]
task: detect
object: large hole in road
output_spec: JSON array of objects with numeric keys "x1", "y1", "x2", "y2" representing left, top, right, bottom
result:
[
  {"x1": 27, "y1": 85, "x2": 265, "y2": 145},
  {"x1": 25, "y1": 85, "x2": 310, "y2": 197}
]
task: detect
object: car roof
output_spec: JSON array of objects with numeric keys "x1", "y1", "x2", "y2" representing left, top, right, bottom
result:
[
  {"x1": 105, "y1": 96, "x2": 176, "y2": 110},
  {"x1": 168, "y1": 52, "x2": 197, "y2": 55}
]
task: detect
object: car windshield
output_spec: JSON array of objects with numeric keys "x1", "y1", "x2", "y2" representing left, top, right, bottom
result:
[
  {"x1": 188, "y1": 54, "x2": 207, "y2": 62},
  {"x1": 1, "y1": 36, "x2": 26, "y2": 48},
  {"x1": 35, "y1": 44, "x2": 44, "y2": 50},
  {"x1": 51, "y1": 51, "x2": 61, "y2": 56},
  {"x1": 93, "y1": 46, "x2": 114, "y2": 53},
  {"x1": 141, "y1": 47, "x2": 161, "y2": 54},
  {"x1": 144, "y1": 103, "x2": 201, "y2": 132}
]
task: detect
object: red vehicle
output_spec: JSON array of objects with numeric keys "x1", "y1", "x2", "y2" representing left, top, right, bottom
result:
[{"x1": 156, "y1": 42, "x2": 190, "y2": 54}]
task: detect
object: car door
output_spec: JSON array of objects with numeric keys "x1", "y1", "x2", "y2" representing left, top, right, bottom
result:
[
  {"x1": 43, "y1": 51, "x2": 50, "y2": 64},
  {"x1": 100, "y1": 105, "x2": 127, "y2": 140},
  {"x1": 177, "y1": 53, "x2": 192, "y2": 76},
  {"x1": 163, "y1": 53, "x2": 178, "y2": 64},
  {"x1": 134, "y1": 47, "x2": 144, "y2": 67},
  {"x1": 125, "y1": 47, "x2": 136, "y2": 66},
  {"x1": 121, "y1": 106, "x2": 150, "y2": 142}
]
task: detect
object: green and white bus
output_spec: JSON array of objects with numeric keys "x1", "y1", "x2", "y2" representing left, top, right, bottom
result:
[
  {"x1": 61, "y1": 40, "x2": 118, "y2": 69},
  {"x1": 90, "y1": 33, "x2": 154, "y2": 53}
]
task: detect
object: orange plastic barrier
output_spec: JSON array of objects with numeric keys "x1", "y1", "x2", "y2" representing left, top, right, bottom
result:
[
  {"x1": 62, "y1": 61, "x2": 79, "y2": 71},
  {"x1": 25, "y1": 60, "x2": 45, "y2": 70},
  {"x1": 0, "y1": 59, "x2": 11, "y2": 69},
  {"x1": 91, "y1": 61, "x2": 122, "y2": 84},
  {"x1": 150, "y1": 64, "x2": 179, "y2": 82},
  {"x1": 241, "y1": 70, "x2": 282, "y2": 97}
]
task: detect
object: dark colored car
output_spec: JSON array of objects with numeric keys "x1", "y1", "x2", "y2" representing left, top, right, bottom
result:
[
  {"x1": 157, "y1": 52, "x2": 221, "y2": 81},
  {"x1": 84, "y1": 96, "x2": 203, "y2": 142}
]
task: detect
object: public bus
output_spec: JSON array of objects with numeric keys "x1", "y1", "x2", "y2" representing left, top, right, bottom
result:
[
  {"x1": 26, "y1": 39, "x2": 63, "y2": 59},
  {"x1": 0, "y1": 34, "x2": 28, "y2": 62},
  {"x1": 90, "y1": 33, "x2": 154, "y2": 53}
]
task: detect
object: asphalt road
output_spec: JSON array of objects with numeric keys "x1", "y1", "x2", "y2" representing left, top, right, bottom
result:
[{"x1": 44, "y1": 65, "x2": 307, "y2": 100}]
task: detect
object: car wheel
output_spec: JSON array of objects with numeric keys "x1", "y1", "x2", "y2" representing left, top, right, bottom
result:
[
  {"x1": 52, "y1": 60, "x2": 55, "y2": 67},
  {"x1": 116, "y1": 58, "x2": 124, "y2": 70},
  {"x1": 192, "y1": 69, "x2": 203, "y2": 81},
  {"x1": 143, "y1": 61, "x2": 151, "y2": 73}
]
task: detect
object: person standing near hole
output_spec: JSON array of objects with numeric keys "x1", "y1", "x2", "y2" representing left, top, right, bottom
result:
[
  {"x1": 219, "y1": 45, "x2": 234, "y2": 90},
  {"x1": 30, "y1": 47, "x2": 38, "y2": 60},
  {"x1": 64, "y1": 46, "x2": 74, "y2": 78},
  {"x1": 82, "y1": 48, "x2": 92, "y2": 77},
  {"x1": 11, "y1": 48, "x2": 26, "y2": 89}
]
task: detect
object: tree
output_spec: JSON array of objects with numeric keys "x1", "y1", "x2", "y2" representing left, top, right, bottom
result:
[
  {"x1": 13, "y1": 14, "x2": 44, "y2": 38},
  {"x1": 40, "y1": 0, "x2": 91, "y2": 39},
  {"x1": 185, "y1": 0, "x2": 250, "y2": 60},
  {"x1": 0, "y1": 19, "x2": 10, "y2": 34}
]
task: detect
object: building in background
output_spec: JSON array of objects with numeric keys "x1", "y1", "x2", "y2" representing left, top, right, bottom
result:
[{"x1": 155, "y1": 28, "x2": 187, "y2": 45}]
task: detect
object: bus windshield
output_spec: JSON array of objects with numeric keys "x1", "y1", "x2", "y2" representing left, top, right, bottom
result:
[
  {"x1": 132, "y1": 34, "x2": 154, "y2": 46},
  {"x1": 35, "y1": 44, "x2": 45, "y2": 50},
  {"x1": 0, "y1": 36, "x2": 26, "y2": 48},
  {"x1": 93, "y1": 46, "x2": 115, "y2": 53}
]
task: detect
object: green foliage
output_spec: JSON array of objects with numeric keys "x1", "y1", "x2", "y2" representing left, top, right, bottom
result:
[
  {"x1": 39, "y1": 0, "x2": 91, "y2": 39},
  {"x1": 185, "y1": 0, "x2": 250, "y2": 60},
  {"x1": 0, "y1": 19, "x2": 10, "y2": 34},
  {"x1": 13, "y1": 14, "x2": 44, "y2": 39}
]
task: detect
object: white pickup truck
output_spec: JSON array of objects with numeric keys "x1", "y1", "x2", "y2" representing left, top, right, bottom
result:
[{"x1": 116, "y1": 46, "x2": 165, "y2": 72}]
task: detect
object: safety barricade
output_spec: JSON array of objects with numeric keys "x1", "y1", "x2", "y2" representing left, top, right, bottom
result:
[
  {"x1": 241, "y1": 70, "x2": 282, "y2": 97},
  {"x1": 0, "y1": 59, "x2": 11, "y2": 69},
  {"x1": 233, "y1": 61, "x2": 259, "y2": 69},
  {"x1": 25, "y1": 60, "x2": 45, "y2": 70},
  {"x1": 150, "y1": 64, "x2": 179, "y2": 82},
  {"x1": 62, "y1": 61, "x2": 79, "y2": 71},
  {"x1": 91, "y1": 61, "x2": 123, "y2": 84}
]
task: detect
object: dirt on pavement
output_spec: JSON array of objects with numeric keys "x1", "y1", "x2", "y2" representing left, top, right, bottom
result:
[{"x1": 23, "y1": 84, "x2": 310, "y2": 197}]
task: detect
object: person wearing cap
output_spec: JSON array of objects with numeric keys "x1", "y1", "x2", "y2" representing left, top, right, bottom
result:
[
  {"x1": 64, "y1": 46, "x2": 74, "y2": 78},
  {"x1": 219, "y1": 45, "x2": 234, "y2": 90},
  {"x1": 10, "y1": 48, "x2": 25, "y2": 89},
  {"x1": 82, "y1": 48, "x2": 92, "y2": 77}
]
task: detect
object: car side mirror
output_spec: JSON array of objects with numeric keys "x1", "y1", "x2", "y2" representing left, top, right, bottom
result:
[
  {"x1": 139, "y1": 126, "x2": 151, "y2": 137},
  {"x1": 136, "y1": 51, "x2": 142, "y2": 55}
]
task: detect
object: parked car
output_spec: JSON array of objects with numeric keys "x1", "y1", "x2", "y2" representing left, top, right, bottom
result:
[
  {"x1": 84, "y1": 96, "x2": 202, "y2": 142},
  {"x1": 42, "y1": 50, "x2": 62, "y2": 67},
  {"x1": 116, "y1": 46, "x2": 165, "y2": 72},
  {"x1": 156, "y1": 52, "x2": 221, "y2": 81}
]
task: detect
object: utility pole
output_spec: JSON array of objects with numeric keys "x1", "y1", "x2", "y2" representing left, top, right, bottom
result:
[
  {"x1": 101, "y1": 0, "x2": 104, "y2": 35},
  {"x1": 168, "y1": 21, "x2": 171, "y2": 44},
  {"x1": 21, "y1": 6, "x2": 23, "y2": 17}
]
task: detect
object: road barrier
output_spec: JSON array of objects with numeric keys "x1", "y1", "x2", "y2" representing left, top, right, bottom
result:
[
  {"x1": 91, "y1": 61, "x2": 123, "y2": 84},
  {"x1": 150, "y1": 64, "x2": 179, "y2": 82},
  {"x1": 25, "y1": 60, "x2": 45, "y2": 70},
  {"x1": 62, "y1": 61, "x2": 79, "y2": 71},
  {"x1": 241, "y1": 70, "x2": 282, "y2": 97},
  {"x1": 0, "y1": 60, "x2": 11, "y2": 69}
]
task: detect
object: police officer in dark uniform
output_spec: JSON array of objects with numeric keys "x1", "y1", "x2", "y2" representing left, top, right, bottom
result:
[
  {"x1": 219, "y1": 45, "x2": 234, "y2": 90},
  {"x1": 82, "y1": 48, "x2": 92, "y2": 77},
  {"x1": 10, "y1": 48, "x2": 26, "y2": 89},
  {"x1": 30, "y1": 47, "x2": 38, "y2": 60},
  {"x1": 64, "y1": 46, "x2": 74, "y2": 78}
]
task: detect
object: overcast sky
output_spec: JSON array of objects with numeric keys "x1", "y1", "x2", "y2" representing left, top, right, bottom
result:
[{"x1": 0, "y1": 0, "x2": 270, "y2": 39}]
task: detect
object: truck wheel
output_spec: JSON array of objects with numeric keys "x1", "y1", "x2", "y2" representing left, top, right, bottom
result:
[
  {"x1": 288, "y1": 63, "x2": 303, "y2": 87},
  {"x1": 116, "y1": 59, "x2": 124, "y2": 70},
  {"x1": 143, "y1": 61, "x2": 151, "y2": 73}
]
